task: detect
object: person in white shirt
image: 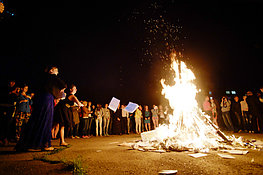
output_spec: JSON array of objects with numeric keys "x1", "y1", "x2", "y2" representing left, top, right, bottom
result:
[
  {"x1": 121, "y1": 105, "x2": 129, "y2": 134},
  {"x1": 240, "y1": 95, "x2": 250, "y2": 132},
  {"x1": 102, "y1": 104, "x2": 111, "y2": 136}
]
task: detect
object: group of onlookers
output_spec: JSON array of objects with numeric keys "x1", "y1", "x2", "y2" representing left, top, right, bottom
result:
[
  {"x1": 0, "y1": 67, "x2": 171, "y2": 149},
  {"x1": 203, "y1": 88, "x2": 263, "y2": 133}
]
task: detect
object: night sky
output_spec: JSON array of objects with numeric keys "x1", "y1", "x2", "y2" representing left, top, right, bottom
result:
[{"x1": 1, "y1": 0, "x2": 263, "y2": 105}]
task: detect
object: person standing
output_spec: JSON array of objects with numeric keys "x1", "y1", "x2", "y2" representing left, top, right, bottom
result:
[
  {"x1": 158, "y1": 105, "x2": 165, "y2": 125},
  {"x1": 112, "y1": 105, "x2": 122, "y2": 135},
  {"x1": 67, "y1": 84, "x2": 83, "y2": 139},
  {"x1": 95, "y1": 104, "x2": 103, "y2": 136},
  {"x1": 134, "y1": 105, "x2": 143, "y2": 134},
  {"x1": 80, "y1": 101, "x2": 89, "y2": 138},
  {"x1": 144, "y1": 105, "x2": 151, "y2": 132},
  {"x1": 220, "y1": 96, "x2": 234, "y2": 131},
  {"x1": 151, "y1": 105, "x2": 159, "y2": 129},
  {"x1": 246, "y1": 91, "x2": 262, "y2": 133},
  {"x1": 121, "y1": 105, "x2": 129, "y2": 134},
  {"x1": 210, "y1": 98, "x2": 218, "y2": 126},
  {"x1": 102, "y1": 104, "x2": 111, "y2": 136},
  {"x1": 240, "y1": 95, "x2": 250, "y2": 132},
  {"x1": 203, "y1": 96, "x2": 212, "y2": 116},
  {"x1": 15, "y1": 85, "x2": 32, "y2": 141},
  {"x1": 231, "y1": 96, "x2": 244, "y2": 132}
]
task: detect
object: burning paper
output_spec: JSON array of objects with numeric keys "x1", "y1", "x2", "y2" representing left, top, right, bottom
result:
[
  {"x1": 125, "y1": 102, "x2": 139, "y2": 113},
  {"x1": 108, "y1": 97, "x2": 120, "y2": 112}
]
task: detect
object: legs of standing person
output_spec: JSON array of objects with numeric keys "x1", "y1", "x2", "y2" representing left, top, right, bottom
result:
[
  {"x1": 144, "y1": 121, "x2": 148, "y2": 132},
  {"x1": 105, "y1": 118, "x2": 110, "y2": 136},
  {"x1": 243, "y1": 112, "x2": 249, "y2": 132},
  {"x1": 121, "y1": 117, "x2": 127, "y2": 134},
  {"x1": 99, "y1": 117, "x2": 103, "y2": 136},
  {"x1": 109, "y1": 116, "x2": 113, "y2": 135},
  {"x1": 147, "y1": 122, "x2": 151, "y2": 131},
  {"x1": 52, "y1": 123, "x2": 59, "y2": 139},
  {"x1": 152, "y1": 117, "x2": 156, "y2": 129},
  {"x1": 15, "y1": 112, "x2": 24, "y2": 140},
  {"x1": 135, "y1": 117, "x2": 141, "y2": 134},
  {"x1": 73, "y1": 123, "x2": 79, "y2": 138},
  {"x1": 141, "y1": 117, "x2": 144, "y2": 132},
  {"x1": 103, "y1": 117, "x2": 107, "y2": 136},
  {"x1": 87, "y1": 118, "x2": 93, "y2": 136},
  {"x1": 127, "y1": 117, "x2": 130, "y2": 134},
  {"x1": 60, "y1": 126, "x2": 68, "y2": 145},
  {"x1": 95, "y1": 118, "x2": 98, "y2": 136},
  {"x1": 251, "y1": 114, "x2": 259, "y2": 133},
  {"x1": 82, "y1": 118, "x2": 88, "y2": 137},
  {"x1": 135, "y1": 118, "x2": 140, "y2": 134},
  {"x1": 234, "y1": 112, "x2": 242, "y2": 132},
  {"x1": 222, "y1": 112, "x2": 234, "y2": 131}
]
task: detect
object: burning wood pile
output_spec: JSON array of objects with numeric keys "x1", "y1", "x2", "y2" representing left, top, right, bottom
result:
[{"x1": 119, "y1": 53, "x2": 263, "y2": 155}]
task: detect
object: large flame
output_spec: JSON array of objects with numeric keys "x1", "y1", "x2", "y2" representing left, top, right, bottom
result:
[{"x1": 142, "y1": 53, "x2": 224, "y2": 152}]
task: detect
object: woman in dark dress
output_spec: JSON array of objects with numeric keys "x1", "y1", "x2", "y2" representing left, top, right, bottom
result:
[
  {"x1": 112, "y1": 105, "x2": 122, "y2": 135},
  {"x1": 15, "y1": 72, "x2": 66, "y2": 151},
  {"x1": 53, "y1": 94, "x2": 73, "y2": 146}
]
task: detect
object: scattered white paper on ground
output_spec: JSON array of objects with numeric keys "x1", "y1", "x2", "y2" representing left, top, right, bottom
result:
[
  {"x1": 221, "y1": 149, "x2": 248, "y2": 155},
  {"x1": 118, "y1": 142, "x2": 134, "y2": 147},
  {"x1": 96, "y1": 150, "x2": 102, "y2": 153},
  {"x1": 125, "y1": 102, "x2": 139, "y2": 113},
  {"x1": 158, "y1": 170, "x2": 178, "y2": 174},
  {"x1": 108, "y1": 97, "x2": 120, "y2": 112},
  {"x1": 138, "y1": 148, "x2": 145, "y2": 151},
  {"x1": 152, "y1": 150, "x2": 166, "y2": 153},
  {"x1": 218, "y1": 153, "x2": 235, "y2": 159},
  {"x1": 188, "y1": 153, "x2": 207, "y2": 158},
  {"x1": 143, "y1": 146, "x2": 156, "y2": 150}
]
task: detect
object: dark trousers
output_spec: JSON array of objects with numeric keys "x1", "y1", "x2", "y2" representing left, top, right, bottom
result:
[
  {"x1": 87, "y1": 118, "x2": 93, "y2": 136},
  {"x1": 72, "y1": 123, "x2": 79, "y2": 137},
  {"x1": 130, "y1": 117, "x2": 135, "y2": 133},
  {"x1": 81, "y1": 118, "x2": 88, "y2": 136},
  {"x1": 121, "y1": 117, "x2": 127, "y2": 134}
]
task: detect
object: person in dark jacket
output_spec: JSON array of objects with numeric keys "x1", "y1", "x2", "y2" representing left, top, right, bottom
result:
[
  {"x1": 246, "y1": 91, "x2": 263, "y2": 133},
  {"x1": 112, "y1": 105, "x2": 122, "y2": 135},
  {"x1": 231, "y1": 96, "x2": 244, "y2": 132}
]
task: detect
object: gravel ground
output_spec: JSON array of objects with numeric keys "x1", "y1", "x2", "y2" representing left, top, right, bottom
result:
[{"x1": 1, "y1": 132, "x2": 263, "y2": 175}]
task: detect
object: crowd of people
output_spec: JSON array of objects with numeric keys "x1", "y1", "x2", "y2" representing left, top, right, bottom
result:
[
  {"x1": 0, "y1": 66, "x2": 171, "y2": 151},
  {"x1": 1, "y1": 65, "x2": 263, "y2": 151},
  {"x1": 202, "y1": 88, "x2": 263, "y2": 133}
]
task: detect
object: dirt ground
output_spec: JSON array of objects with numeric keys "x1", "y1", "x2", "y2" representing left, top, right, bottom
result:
[{"x1": 1, "y1": 132, "x2": 263, "y2": 175}]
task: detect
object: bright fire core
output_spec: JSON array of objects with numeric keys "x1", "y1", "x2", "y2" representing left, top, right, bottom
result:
[{"x1": 142, "y1": 53, "x2": 224, "y2": 152}]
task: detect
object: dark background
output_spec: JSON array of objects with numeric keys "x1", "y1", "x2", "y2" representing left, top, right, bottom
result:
[{"x1": 1, "y1": 0, "x2": 263, "y2": 105}]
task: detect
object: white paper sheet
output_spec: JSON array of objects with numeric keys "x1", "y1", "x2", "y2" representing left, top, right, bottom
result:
[
  {"x1": 108, "y1": 97, "x2": 120, "y2": 112},
  {"x1": 188, "y1": 153, "x2": 207, "y2": 158},
  {"x1": 218, "y1": 153, "x2": 235, "y2": 159},
  {"x1": 125, "y1": 102, "x2": 139, "y2": 113}
]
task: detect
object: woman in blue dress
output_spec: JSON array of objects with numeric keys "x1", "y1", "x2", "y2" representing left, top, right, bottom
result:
[{"x1": 15, "y1": 69, "x2": 66, "y2": 151}]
